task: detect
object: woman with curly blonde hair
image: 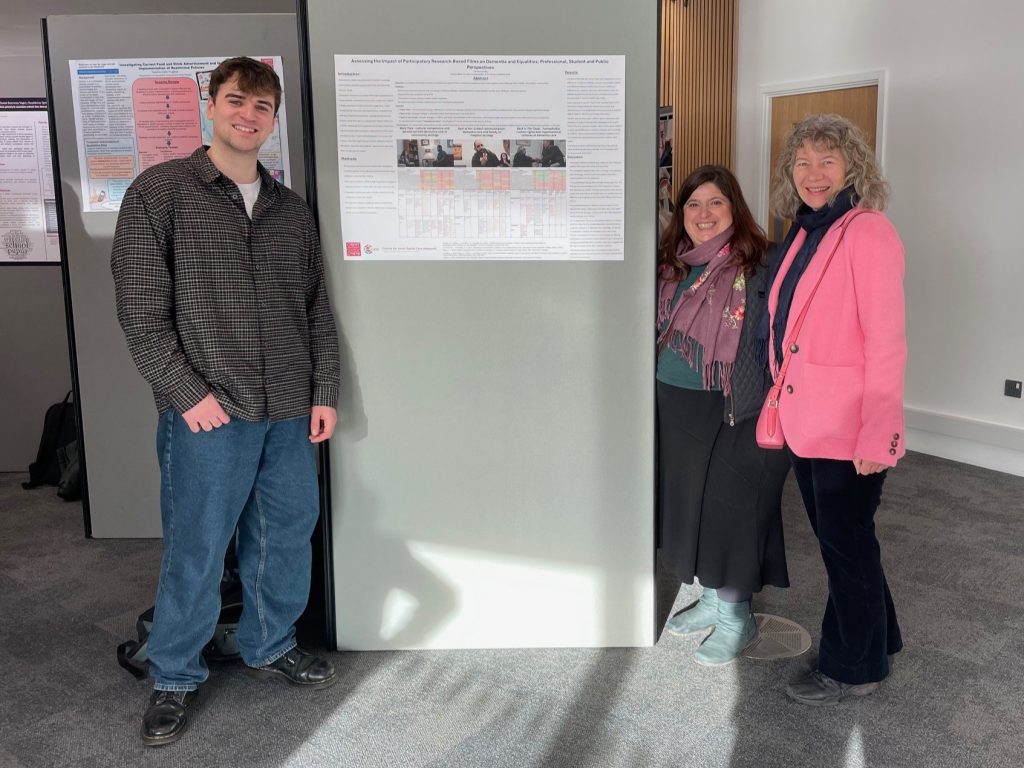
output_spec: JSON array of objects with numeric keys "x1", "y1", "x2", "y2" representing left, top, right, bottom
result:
[{"x1": 767, "y1": 113, "x2": 905, "y2": 705}]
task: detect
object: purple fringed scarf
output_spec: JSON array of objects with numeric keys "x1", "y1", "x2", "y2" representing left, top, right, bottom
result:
[{"x1": 656, "y1": 226, "x2": 745, "y2": 395}]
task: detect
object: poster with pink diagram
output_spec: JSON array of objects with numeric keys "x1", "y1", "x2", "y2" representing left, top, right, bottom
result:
[
  {"x1": 68, "y1": 56, "x2": 291, "y2": 213},
  {"x1": 132, "y1": 77, "x2": 203, "y2": 172}
]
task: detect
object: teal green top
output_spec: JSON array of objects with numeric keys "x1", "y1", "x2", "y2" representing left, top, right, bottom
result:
[{"x1": 656, "y1": 264, "x2": 720, "y2": 390}]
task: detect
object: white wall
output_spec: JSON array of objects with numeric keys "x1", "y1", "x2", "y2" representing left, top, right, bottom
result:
[{"x1": 736, "y1": 0, "x2": 1024, "y2": 475}]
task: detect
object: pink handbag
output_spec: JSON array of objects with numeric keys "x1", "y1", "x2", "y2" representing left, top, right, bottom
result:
[
  {"x1": 755, "y1": 382, "x2": 785, "y2": 449},
  {"x1": 756, "y1": 210, "x2": 868, "y2": 450}
]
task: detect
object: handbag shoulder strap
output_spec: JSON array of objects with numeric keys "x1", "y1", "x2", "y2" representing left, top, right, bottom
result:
[{"x1": 774, "y1": 209, "x2": 869, "y2": 385}]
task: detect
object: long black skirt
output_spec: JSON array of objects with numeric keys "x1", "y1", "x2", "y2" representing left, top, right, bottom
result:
[{"x1": 657, "y1": 381, "x2": 791, "y2": 592}]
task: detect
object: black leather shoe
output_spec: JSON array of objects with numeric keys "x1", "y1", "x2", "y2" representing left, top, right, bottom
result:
[
  {"x1": 245, "y1": 647, "x2": 338, "y2": 689},
  {"x1": 141, "y1": 689, "x2": 198, "y2": 747}
]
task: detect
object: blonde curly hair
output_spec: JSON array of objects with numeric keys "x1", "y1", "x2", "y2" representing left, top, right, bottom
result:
[{"x1": 770, "y1": 113, "x2": 890, "y2": 219}]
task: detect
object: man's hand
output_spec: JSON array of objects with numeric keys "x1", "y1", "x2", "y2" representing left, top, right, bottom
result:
[
  {"x1": 182, "y1": 393, "x2": 231, "y2": 433},
  {"x1": 309, "y1": 406, "x2": 337, "y2": 443},
  {"x1": 852, "y1": 457, "x2": 889, "y2": 475}
]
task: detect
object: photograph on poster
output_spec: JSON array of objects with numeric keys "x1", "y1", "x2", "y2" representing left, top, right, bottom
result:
[
  {"x1": 336, "y1": 54, "x2": 624, "y2": 261},
  {"x1": 470, "y1": 139, "x2": 502, "y2": 168},
  {"x1": 397, "y1": 138, "x2": 465, "y2": 167},
  {"x1": 68, "y1": 56, "x2": 291, "y2": 213},
  {"x1": 195, "y1": 70, "x2": 212, "y2": 100},
  {"x1": 397, "y1": 139, "x2": 420, "y2": 167},
  {"x1": 0, "y1": 98, "x2": 61, "y2": 263},
  {"x1": 509, "y1": 139, "x2": 566, "y2": 168}
]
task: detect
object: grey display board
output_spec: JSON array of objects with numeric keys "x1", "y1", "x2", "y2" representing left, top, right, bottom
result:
[
  {"x1": 303, "y1": 0, "x2": 658, "y2": 648},
  {"x1": 44, "y1": 14, "x2": 307, "y2": 537}
]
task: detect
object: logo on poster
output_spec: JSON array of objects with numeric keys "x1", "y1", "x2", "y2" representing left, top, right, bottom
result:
[
  {"x1": 2, "y1": 229, "x2": 32, "y2": 260},
  {"x1": 363, "y1": 244, "x2": 374, "y2": 255},
  {"x1": 345, "y1": 242, "x2": 362, "y2": 257}
]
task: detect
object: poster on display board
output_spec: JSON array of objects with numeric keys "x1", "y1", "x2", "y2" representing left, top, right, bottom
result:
[
  {"x1": 334, "y1": 54, "x2": 625, "y2": 261},
  {"x1": 658, "y1": 106, "x2": 673, "y2": 236},
  {"x1": 68, "y1": 56, "x2": 292, "y2": 213},
  {"x1": 0, "y1": 98, "x2": 60, "y2": 263}
]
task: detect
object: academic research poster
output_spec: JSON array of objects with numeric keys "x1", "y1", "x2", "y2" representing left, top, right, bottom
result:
[
  {"x1": 68, "y1": 57, "x2": 291, "y2": 213},
  {"x1": 335, "y1": 55, "x2": 625, "y2": 261},
  {"x1": 0, "y1": 98, "x2": 59, "y2": 263}
]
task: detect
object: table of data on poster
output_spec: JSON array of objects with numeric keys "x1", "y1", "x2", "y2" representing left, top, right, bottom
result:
[{"x1": 396, "y1": 169, "x2": 567, "y2": 239}]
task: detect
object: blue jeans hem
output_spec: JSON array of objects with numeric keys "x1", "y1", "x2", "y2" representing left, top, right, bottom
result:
[
  {"x1": 246, "y1": 641, "x2": 298, "y2": 669},
  {"x1": 152, "y1": 681, "x2": 199, "y2": 693}
]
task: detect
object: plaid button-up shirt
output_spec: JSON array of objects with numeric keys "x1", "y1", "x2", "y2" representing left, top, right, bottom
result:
[{"x1": 111, "y1": 147, "x2": 339, "y2": 422}]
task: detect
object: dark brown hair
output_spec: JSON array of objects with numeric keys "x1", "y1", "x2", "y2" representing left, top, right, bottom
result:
[
  {"x1": 658, "y1": 164, "x2": 768, "y2": 281},
  {"x1": 208, "y1": 57, "x2": 282, "y2": 113}
]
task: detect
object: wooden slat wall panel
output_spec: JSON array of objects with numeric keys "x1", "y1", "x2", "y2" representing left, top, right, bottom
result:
[{"x1": 660, "y1": 0, "x2": 736, "y2": 194}]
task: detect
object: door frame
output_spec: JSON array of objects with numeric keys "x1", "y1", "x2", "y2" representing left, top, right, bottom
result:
[{"x1": 756, "y1": 70, "x2": 887, "y2": 226}]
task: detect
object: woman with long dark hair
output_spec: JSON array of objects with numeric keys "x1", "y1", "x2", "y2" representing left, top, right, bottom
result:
[{"x1": 657, "y1": 165, "x2": 790, "y2": 665}]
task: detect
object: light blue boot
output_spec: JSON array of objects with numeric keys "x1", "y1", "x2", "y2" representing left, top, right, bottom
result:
[
  {"x1": 693, "y1": 599, "x2": 756, "y2": 666},
  {"x1": 665, "y1": 588, "x2": 718, "y2": 635}
]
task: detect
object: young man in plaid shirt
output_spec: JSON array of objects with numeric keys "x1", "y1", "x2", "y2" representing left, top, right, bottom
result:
[{"x1": 112, "y1": 57, "x2": 340, "y2": 747}]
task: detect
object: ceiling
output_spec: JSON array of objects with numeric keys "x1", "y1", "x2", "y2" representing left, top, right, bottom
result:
[{"x1": 0, "y1": 0, "x2": 294, "y2": 58}]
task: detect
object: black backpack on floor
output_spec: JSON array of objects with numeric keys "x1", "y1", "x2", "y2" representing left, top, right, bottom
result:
[
  {"x1": 117, "y1": 551, "x2": 244, "y2": 679},
  {"x1": 23, "y1": 391, "x2": 77, "y2": 491},
  {"x1": 55, "y1": 439, "x2": 81, "y2": 502}
]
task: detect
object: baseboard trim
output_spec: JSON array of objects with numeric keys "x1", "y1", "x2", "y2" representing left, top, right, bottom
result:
[{"x1": 905, "y1": 407, "x2": 1024, "y2": 477}]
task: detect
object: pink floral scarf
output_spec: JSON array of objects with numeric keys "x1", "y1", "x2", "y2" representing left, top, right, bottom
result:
[{"x1": 656, "y1": 227, "x2": 746, "y2": 394}]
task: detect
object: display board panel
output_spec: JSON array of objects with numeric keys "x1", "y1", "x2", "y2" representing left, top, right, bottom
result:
[
  {"x1": 303, "y1": 0, "x2": 658, "y2": 649},
  {"x1": 45, "y1": 14, "x2": 307, "y2": 538}
]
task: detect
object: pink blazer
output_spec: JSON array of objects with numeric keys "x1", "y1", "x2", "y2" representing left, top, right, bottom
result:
[{"x1": 768, "y1": 209, "x2": 907, "y2": 466}]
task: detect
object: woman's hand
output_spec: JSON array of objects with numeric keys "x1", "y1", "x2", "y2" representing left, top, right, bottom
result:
[{"x1": 852, "y1": 457, "x2": 889, "y2": 475}]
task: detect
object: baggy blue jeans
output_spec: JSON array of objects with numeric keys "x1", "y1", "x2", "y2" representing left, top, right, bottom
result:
[{"x1": 148, "y1": 411, "x2": 320, "y2": 692}]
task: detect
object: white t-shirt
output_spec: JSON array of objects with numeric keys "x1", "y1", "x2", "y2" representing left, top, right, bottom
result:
[{"x1": 236, "y1": 178, "x2": 262, "y2": 218}]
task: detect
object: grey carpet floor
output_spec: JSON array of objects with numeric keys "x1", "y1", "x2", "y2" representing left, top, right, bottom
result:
[{"x1": 1, "y1": 451, "x2": 1022, "y2": 768}]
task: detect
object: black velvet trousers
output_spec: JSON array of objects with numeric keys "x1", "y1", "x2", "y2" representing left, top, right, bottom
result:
[{"x1": 789, "y1": 453, "x2": 903, "y2": 684}]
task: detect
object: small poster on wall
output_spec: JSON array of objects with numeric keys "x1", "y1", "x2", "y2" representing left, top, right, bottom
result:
[
  {"x1": 0, "y1": 98, "x2": 60, "y2": 263},
  {"x1": 658, "y1": 106, "x2": 673, "y2": 236},
  {"x1": 67, "y1": 56, "x2": 292, "y2": 213}
]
